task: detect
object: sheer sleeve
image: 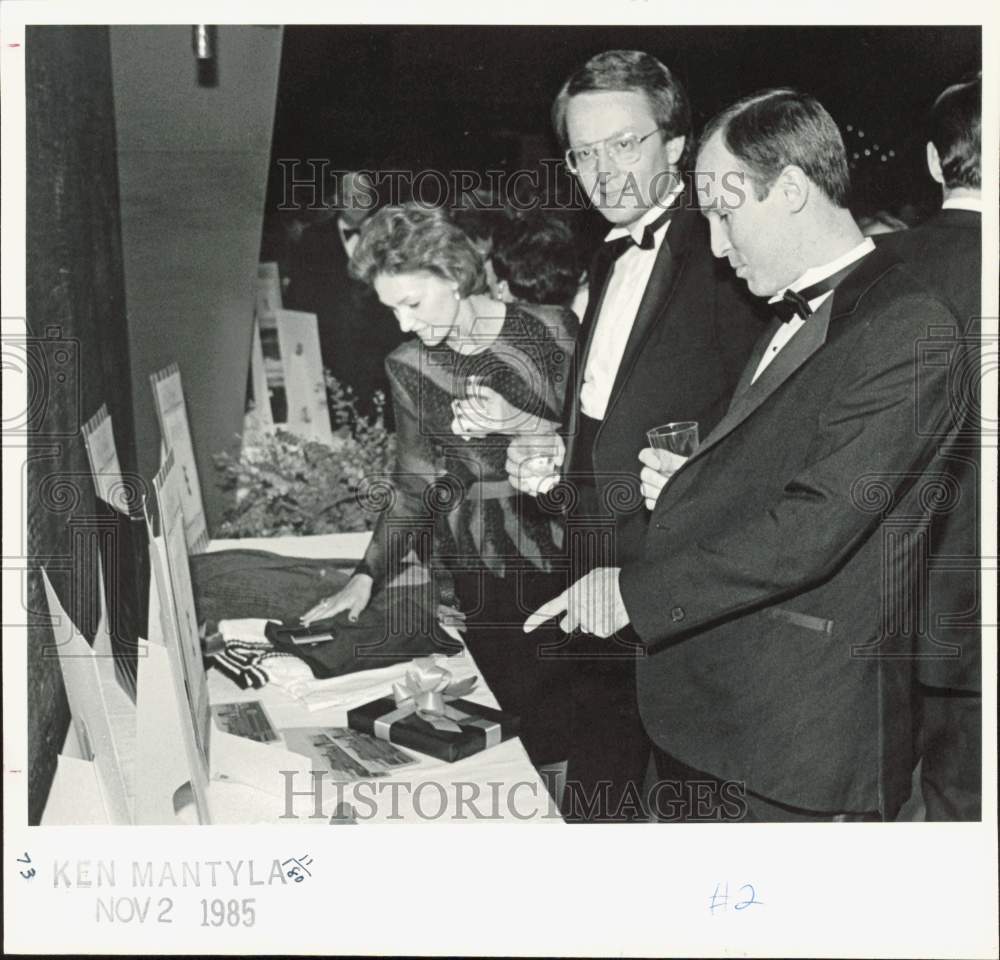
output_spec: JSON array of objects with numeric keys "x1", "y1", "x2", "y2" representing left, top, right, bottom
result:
[
  {"x1": 485, "y1": 304, "x2": 577, "y2": 426},
  {"x1": 354, "y1": 348, "x2": 443, "y2": 590}
]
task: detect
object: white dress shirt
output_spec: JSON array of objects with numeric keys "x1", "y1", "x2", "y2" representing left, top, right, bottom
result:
[
  {"x1": 579, "y1": 188, "x2": 683, "y2": 420},
  {"x1": 752, "y1": 238, "x2": 875, "y2": 383},
  {"x1": 941, "y1": 197, "x2": 982, "y2": 213},
  {"x1": 339, "y1": 218, "x2": 360, "y2": 258}
]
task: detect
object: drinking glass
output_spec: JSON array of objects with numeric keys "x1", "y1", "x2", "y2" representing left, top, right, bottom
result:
[{"x1": 646, "y1": 420, "x2": 699, "y2": 457}]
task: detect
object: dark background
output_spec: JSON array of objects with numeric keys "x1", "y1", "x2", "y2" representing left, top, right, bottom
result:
[{"x1": 266, "y1": 25, "x2": 981, "y2": 221}]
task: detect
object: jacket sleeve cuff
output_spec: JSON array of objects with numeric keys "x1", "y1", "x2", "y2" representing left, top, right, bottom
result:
[{"x1": 619, "y1": 560, "x2": 688, "y2": 647}]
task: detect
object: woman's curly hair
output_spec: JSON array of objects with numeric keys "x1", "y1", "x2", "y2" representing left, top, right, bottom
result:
[{"x1": 350, "y1": 202, "x2": 487, "y2": 297}]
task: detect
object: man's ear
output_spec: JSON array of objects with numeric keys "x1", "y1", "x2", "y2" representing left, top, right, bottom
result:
[
  {"x1": 664, "y1": 134, "x2": 686, "y2": 166},
  {"x1": 774, "y1": 165, "x2": 810, "y2": 213},
  {"x1": 926, "y1": 141, "x2": 945, "y2": 185}
]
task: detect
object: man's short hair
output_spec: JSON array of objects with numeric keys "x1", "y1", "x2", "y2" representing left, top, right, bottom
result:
[
  {"x1": 930, "y1": 74, "x2": 981, "y2": 190},
  {"x1": 552, "y1": 49, "x2": 692, "y2": 172},
  {"x1": 700, "y1": 88, "x2": 851, "y2": 208}
]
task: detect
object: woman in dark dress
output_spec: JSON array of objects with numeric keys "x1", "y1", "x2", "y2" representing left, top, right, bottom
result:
[{"x1": 302, "y1": 203, "x2": 577, "y2": 771}]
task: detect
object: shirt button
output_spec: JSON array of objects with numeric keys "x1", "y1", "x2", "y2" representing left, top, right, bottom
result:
[{"x1": 670, "y1": 606, "x2": 685, "y2": 623}]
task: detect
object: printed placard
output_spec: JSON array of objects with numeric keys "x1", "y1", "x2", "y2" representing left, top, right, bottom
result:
[
  {"x1": 148, "y1": 448, "x2": 212, "y2": 823},
  {"x1": 149, "y1": 364, "x2": 209, "y2": 554},
  {"x1": 80, "y1": 404, "x2": 132, "y2": 515},
  {"x1": 273, "y1": 309, "x2": 332, "y2": 443}
]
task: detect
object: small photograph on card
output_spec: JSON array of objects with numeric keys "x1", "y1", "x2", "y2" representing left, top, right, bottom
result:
[
  {"x1": 283, "y1": 727, "x2": 417, "y2": 781},
  {"x1": 211, "y1": 701, "x2": 279, "y2": 743}
]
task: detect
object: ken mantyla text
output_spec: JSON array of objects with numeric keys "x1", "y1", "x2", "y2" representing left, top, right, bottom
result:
[{"x1": 53, "y1": 859, "x2": 292, "y2": 888}]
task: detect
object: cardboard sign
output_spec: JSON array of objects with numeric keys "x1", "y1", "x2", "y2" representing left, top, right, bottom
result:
[
  {"x1": 147, "y1": 447, "x2": 212, "y2": 823},
  {"x1": 149, "y1": 363, "x2": 209, "y2": 554},
  {"x1": 40, "y1": 565, "x2": 135, "y2": 825},
  {"x1": 272, "y1": 308, "x2": 332, "y2": 442},
  {"x1": 81, "y1": 403, "x2": 134, "y2": 515},
  {"x1": 255, "y1": 260, "x2": 283, "y2": 317}
]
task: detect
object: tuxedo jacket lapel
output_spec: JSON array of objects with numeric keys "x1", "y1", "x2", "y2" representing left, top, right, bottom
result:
[
  {"x1": 600, "y1": 203, "x2": 698, "y2": 426},
  {"x1": 725, "y1": 316, "x2": 781, "y2": 408},
  {"x1": 690, "y1": 299, "x2": 833, "y2": 462},
  {"x1": 601, "y1": 237, "x2": 678, "y2": 423},
  {"x1": 679, "y1": 245, "x2": 900, "y2": 469},
  {"x1": 564, "y1": 200, "x2": 697, "y2": 469},
  {"x1": 563, "y1": 250, "x2": 615, "y2": 469}
]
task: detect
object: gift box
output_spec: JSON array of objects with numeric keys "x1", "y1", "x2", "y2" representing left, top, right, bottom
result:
[{"x1": 346, "y1": 659, "x2": 519, "y2": 763}]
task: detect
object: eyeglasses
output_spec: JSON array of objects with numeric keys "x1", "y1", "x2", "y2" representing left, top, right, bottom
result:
[{"x1": 564, "y1": 127, "x2": 665, "y2": 174}]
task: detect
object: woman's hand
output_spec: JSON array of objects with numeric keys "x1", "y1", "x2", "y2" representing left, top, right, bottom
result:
[
  {"x1": 451, "y1": 377, "x2": 546, "y2": 439},
  {"x1": 505, "y1": 432, "x2": 564, "y2": 496},
  {"x1": 301, "y1": 573, "x2": 373, "y2": 625}
]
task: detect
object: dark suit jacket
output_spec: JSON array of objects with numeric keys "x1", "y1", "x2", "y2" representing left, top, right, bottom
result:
[
  {"x1": 879, "y1": 208, "x2": 981, "y2": 327},
  {"x1": 880, "y1": 209, "x2": 982, "y2": 692},
  {"x1": 285, "y1": 217, "x2": 405, "y2": 420},
  {"x1": 619, "y1": 245, "x2": 967, "y2": 816},
  {"x1": 557, "y1": 202, "x2": 765, "y2": 567}
]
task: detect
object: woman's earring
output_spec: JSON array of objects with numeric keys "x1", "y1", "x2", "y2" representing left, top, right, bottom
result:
[{"x1": 453, "y1": 288, "x2": 461, "y2": 301}]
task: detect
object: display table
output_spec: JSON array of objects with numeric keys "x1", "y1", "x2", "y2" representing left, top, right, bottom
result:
[
  {"x1": 204, "y1": 531, "x2": 374, "y2": 560},
  {"x1": 204, "y1": 646, "x2": 560, "y2": 825},
  {"x1": 43, "y1": 532, "x2": 562, "y2": 825}
]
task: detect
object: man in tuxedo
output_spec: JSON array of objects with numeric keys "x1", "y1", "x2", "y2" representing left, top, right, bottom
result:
[
  {"x1": 285, "y1": 169, "x2": 405, "y2": 423},
  {"x1": 526, "y1": 89, "x2": 968, "y2": 821},
  {"x1": 507, "y1": 50, "x2": 763, "y2": 821},
  {"x1": 881, "y1": 74, "x2": 982, "y2": 820}
]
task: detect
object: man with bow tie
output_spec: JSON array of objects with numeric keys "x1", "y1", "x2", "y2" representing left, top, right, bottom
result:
[
  {"x1": 505, "y1": 50, "x2": 762, "y2": 821},
  {"x1": 526, "y1": 88, "x2": 970, "y2": 821}
]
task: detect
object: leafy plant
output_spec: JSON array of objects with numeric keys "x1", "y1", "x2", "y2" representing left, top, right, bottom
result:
[{"x1": 214, "y1": 377, "x2": 394, "y2": 537}]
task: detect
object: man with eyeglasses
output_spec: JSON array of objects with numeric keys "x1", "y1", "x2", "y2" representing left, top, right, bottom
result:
[
  {"x1": 527, "y1": 87, "x2": 971, "y2": 822},
  {"x1": 505, "y1": 50, "x2": 763, "y2": 821}
]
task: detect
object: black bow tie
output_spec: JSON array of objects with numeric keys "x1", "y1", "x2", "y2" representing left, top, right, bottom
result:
[
  {"x1": 772, "y1": 271, "x2": 854, "y2": 322},
  {"x1": 342, "y1": 226, "x2": 360, "y2": 240},
  {"x1": 603, "y1": 204, "x2": 675, "y2": 260},
  {"x1": 773, "y1": 286, "x2": 819, "y2": 322},
  {"x1": 771, "y1": 252, "x2": 875, "y2": 322}
]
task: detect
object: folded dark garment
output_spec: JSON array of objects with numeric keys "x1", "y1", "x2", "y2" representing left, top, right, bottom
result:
[
  {"x1": 189, "y1": 549, "x2": 357, "y2": 625},
  {"x1": 191, "y1": 549, "x2": 460, "y2": 682}
]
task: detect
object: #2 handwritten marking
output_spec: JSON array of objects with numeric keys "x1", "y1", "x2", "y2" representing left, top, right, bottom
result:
[{"x1": 710, "y1": 881, "x2": 764, "y2": 913}]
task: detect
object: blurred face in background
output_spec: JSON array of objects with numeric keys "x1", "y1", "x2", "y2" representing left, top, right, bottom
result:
[
  {"x1": 373, "y1": 271, "x2": 460, "y2": 346},
  {"x1": 565, "y1": 89, "x2": 684, "y2": 228},
  {"x1": 339, "y1": 171, "x2": 378, "y2": 229}
]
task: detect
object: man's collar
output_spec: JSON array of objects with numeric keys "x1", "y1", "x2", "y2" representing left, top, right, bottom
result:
[
  {"x1": 338, "y1": 216, "x2": 360, "y2": 236},
  {"x1": 604, "y1": 180, "x2": 685, "y2": 246},
  {"x1": 770, "y1": 238, "x2": 875, "y2": 305},
  {"x1": 942, "y1": 196, "x2": 982, "y2": 213}
]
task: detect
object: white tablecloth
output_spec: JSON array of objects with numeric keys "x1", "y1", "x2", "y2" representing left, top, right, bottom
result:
[
  {"x1": 205, "y1": 531, "x2": 373, "y2": 560},
  {"x1": 202, "y1": 533, "x2": 561, "y2": 825}
]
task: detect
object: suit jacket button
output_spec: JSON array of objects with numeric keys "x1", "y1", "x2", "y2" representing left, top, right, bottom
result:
[{"x1": 670, "y1": 606, "x2": 685, "y2": 622}]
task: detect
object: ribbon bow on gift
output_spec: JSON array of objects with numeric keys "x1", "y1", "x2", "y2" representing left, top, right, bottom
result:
[{"x1": 389, "y1": 658, "x2": 478, "y2": 733}]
